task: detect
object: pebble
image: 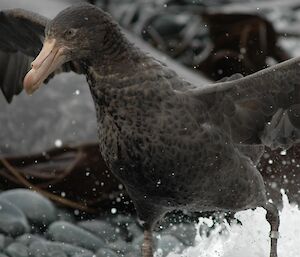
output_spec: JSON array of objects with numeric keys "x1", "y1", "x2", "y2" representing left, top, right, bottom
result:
[
  {"x1": 0, "y1": 200, "x2": 30, "y2": 236},
  {"x1": 131, "y1": 234, "x2": 145, "y2": 251},
  {"x1": 123, "y1": 250, "x2": 140, "y2": 257},
  {"x1": 5, "y1": 242, "x2": 28, "y2": 257},
  {"x1": 16, "y1": 234, "x2": 45, "y2": 246},
  {"x1": 110, "y1": 215, "x2": 134, "y2": 227},
  {"x1": 0, "y1": 189, "x2": 57, "y2": 227},
  {"x1": 0, "y1": 189, "x2": 195, "y2": 257},
  {"x1": 0, "y1": 234, "x2": 5, "y2": 250},
  {"x1": 73, "y1": 252, "x2": 95, "y2": 257},
  {"x1": 126, "y1": 223, "x2": 143, "y2": 241},
  {"x1": 108, "y1": 239, "x2": 133, "y2": 254},
  {"x1": 56, "y1": 209, "x2": 75, "y2": 223},
  {"x1": 29, "y1": 241, "x2": 93, "y2": 257},
  {"x1": 47, "y1": 221, "x2": 105, "y2": 251},
  {"x1": 96, "y1": 248, "x2": 119, "y2": 257},
  {"x1": 78, "y1": 220, "x2": 119, "y2": 242}
]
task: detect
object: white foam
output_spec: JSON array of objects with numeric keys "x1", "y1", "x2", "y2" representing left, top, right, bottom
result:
[{"x1": 168, "y1": 192, "x2": 300, "y2": 257}]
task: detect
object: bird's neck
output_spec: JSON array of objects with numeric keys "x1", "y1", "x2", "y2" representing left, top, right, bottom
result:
[
  {"x1": 88, "y1": 26, "x2": 145, "y2": 73},
  {"x1": 82, "y1": 35, "x2": 154, "y2": 102}
]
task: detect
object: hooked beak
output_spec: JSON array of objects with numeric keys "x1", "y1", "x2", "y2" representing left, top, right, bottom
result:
[{"x1": 23, "y1": 38, "x2": 67, "y2": 94}]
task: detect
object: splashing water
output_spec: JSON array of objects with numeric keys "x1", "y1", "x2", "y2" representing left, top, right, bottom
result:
[{"x1": 168, "y1": 192, "x2": 300, "y2": 257}]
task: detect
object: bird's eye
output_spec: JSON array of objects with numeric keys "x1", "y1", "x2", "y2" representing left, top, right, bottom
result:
[{"x1": 65, "y1": 28, "x2": 77, "y2": 39}]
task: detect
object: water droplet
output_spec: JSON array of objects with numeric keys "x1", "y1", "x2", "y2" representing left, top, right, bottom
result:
[
  {"x1": 280, "y1": 150, "x2": 287, "y2": 156},
  {"x1": 54, "y1": 139, "x2": 62, "y2": 148}
]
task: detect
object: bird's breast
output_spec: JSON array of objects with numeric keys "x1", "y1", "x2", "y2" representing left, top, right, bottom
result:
[{"x1": 94, "y1": 95, "x2": 266, "y2": 211}]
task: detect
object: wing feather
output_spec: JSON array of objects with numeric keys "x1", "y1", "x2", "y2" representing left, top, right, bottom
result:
[
  {"x1": 186, "y1": 57, "x2": 300, "y2": 147},
  {"x1": 0, "y1": 9, "x2": 82, "y2": 103}
]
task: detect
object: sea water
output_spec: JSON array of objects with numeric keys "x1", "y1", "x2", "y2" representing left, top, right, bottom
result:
[{"x1": 167, "y1": 191, "x2": 300, "y2": 257}]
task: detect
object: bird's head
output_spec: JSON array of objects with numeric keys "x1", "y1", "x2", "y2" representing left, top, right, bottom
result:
[{"x1": 24, "y1": 4, "x2": 115, "y2": 94}]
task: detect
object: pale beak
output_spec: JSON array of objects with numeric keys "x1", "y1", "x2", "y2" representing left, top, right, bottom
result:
[{"x1": 23, "y1": 38, "x2": 67, "y2": 94}]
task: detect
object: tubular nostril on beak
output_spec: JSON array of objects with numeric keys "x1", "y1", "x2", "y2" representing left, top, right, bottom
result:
[
  {"x1": 31, "y1": 59, "x2": 40, "y2": 70},
  {"x1": 31, "y1": 62, "x2": 37, "y2": 70},
  {"x1": 31, "y1": 54, "x2": 47, "y2": 70},
  {"x1": 30, "y1": 39, "x2": 57, "y2": 70}
]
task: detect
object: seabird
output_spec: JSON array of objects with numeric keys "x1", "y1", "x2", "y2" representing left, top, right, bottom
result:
[{"x1": 3, "y1": 3, "x2": 300, "y2": 257}]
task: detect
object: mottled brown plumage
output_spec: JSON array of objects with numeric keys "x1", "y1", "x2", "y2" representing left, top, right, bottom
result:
[{"x1": 3, "y1": 3, "x2": 300, "y2": 257}]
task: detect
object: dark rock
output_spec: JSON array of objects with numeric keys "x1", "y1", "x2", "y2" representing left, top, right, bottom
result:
[
  {"x1": 0, "y1": 189, "x2": 57, "y2": 227},
  {"x1": 78, "y1": 220, "x2": 118, "y2": 242},
  {"x1": 29, "y1": 241, "x2": 93, "y2": 257},
  {"x1": 16, "y1": 234, "x2": 45, "y2": 246},
  {"x1": 96, "y1": 248, "x2": 118, "y2": 257},
  {"x1": 0, "y1": 199, "x2": 30, "y2": 236},
  {"x1": 5, "y1": 242, "x2": 28, "y2": 257},
  {"x1": 47, "y1": 221, "x2": 105, "y2": 251}
]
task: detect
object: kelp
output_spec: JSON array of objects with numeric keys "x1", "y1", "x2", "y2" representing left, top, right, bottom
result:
[{"x1": 0, "y1": 143, "x2": 133, "y2": 214}]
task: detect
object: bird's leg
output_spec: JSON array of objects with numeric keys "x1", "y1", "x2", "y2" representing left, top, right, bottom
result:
[
  {"x1": 129, "y1": 197, "x2": 167, "y2": 257},
  {"x1": 265, "y1": 202, "x2": 280, "y2": 257},
  {"x1": 142, "y1": 225, "x2": 154, "y2": 257}
]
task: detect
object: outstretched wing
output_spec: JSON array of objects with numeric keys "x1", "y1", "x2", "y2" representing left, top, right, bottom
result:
[
  {"x1": 186, "y1": 57, "x2": 300, "y2": 149},
  {"x1": 0, "y1": 9, "x2": 82, "y2": 103}
]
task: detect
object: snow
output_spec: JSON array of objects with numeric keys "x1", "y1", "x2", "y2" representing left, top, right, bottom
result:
[{"x1": 167, "y1": 192, "x2": 300, "y2": 257}]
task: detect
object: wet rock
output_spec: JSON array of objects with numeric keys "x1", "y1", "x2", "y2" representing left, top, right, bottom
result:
[
  {"x1": 47, "y1": 221, "x2": 105, "y2": 251},
  {"x1": 126, "y1": 223, "x2": 142, "y2": 241},
  {"x1": 111, "y1": 214, "x2": 134, "y2": 225},
  {"x1": 96, "y1": 248, "x2": 119, "y2": 257},
  {"x1": 131, "y1": 234, "x2": 144, "y2": 251},
  {"x1": 44, "y1": 251, "x2": 67, "y2": 257},
  {"x1": 5, "y1": 242, "x2": 28, "y2": 257},
  {"x1": 29, "y1": 241, "x2": 93, "y2": 257},
  {"x1": 56, "y1": 209, "x2": 75, "y2": 223},
  {"x1": 123, "y1": 250, "x2": 140, "y2": 257},
  {"x1": 0, "y1": 189, "x2": 57, "y2": 227},
  {"x1": 0, "y1": 236, "x2": 13, "y2": 250},
  {"x1": 16, "y1": 234, "x2": 45, "y2": 246},
  {"x1": 29, "y1": 241, "x2": 66, "y2": 257},
  {"x1": 0, "y1": 234, "x2": 5, "y2": 250},
  {"x1": 163, "y1": 223, "x2": 196, "y2": 246},
  {"x1": 109, "y1": 215, "x2": 138, "y2": 242},
  {"x1": 0, "y1": 199, "x2": 30, "y2": 236},
  {"x1": 78, "y1": 220, "x2": 118, "y2": 242},
  {"x1": 108, "y1": 239, "x2": 133, "y2": 254},
  {"x1": 156, "y1": 235, "x2": 185, "y2": 256},
  {"x1": 72, "y1": 252, "x2": 94, "y2": 257}
]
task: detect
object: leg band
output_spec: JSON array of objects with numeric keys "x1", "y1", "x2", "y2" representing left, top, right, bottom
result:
[{"x1": 270, "y1": 231, "x2": 279, "y2": 239}]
